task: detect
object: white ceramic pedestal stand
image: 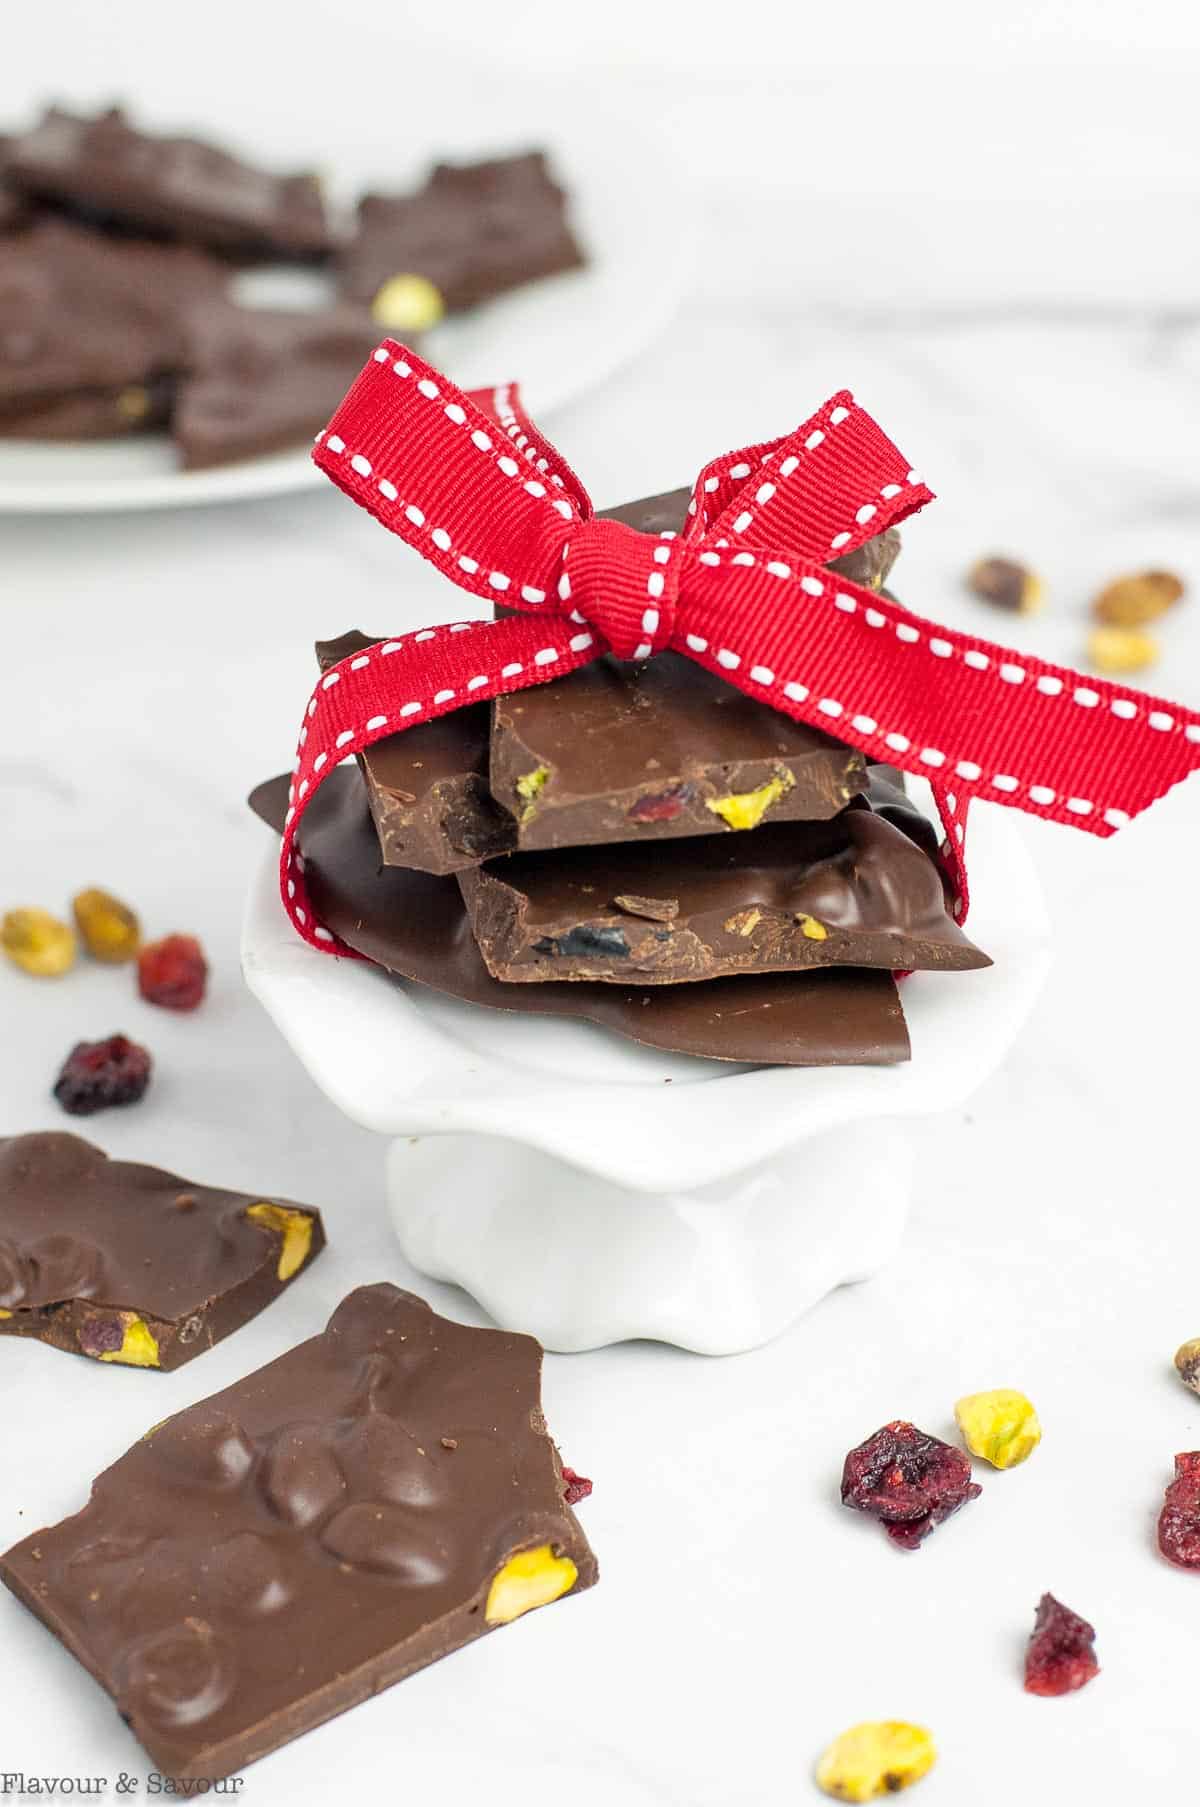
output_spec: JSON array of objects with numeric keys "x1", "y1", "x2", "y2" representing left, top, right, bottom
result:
[{"x1": 242, "y1": 796, "x2": 1051, "y2": 1354}]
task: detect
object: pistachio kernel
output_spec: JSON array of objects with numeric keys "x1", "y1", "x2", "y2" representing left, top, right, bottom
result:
[
  {"x1": 115, "y1": 385, "x2": 150, "y2": 423},
  {"x1": 965, "y1": 556, "x2": 1043, "y2": 615},
  {"x1": 97, "y1": 1317, "x2": 160, "y2": 1369},
  {"x1": 1087, "y1": 625, "x2": 1158, "y2": 675},
  {"x1": 1, "y1": 908, "x2": 77, "y2": 978},
  {"x1": 815, "y1": 1722, "x2": 937, "y2": 1802},
  {"x1": 724, "y1": 908, "x2": 762, "y2": 937},
  {"x1": 1092, "y1": 569, "x2": 1184, "y2": 628},
  {"x1": 798, "y1": 915, "x2": 828, "y2": 941},
  {"x1": 245, "y1": 1203, "x2": 314, "y2": 1282},
  {"x1": 514, "y1": 765, "x2": 550, "y2": 820},
  {"x1": 705, "y1": 769, "x2": 794, "y2": 831},
  {"x1": 1174, "y1": 1338, "x2": 1200, "y2": 1394},
  {"x1": 371, "y1": 273, "x2": 446, "y2": 333},
  {"x1": 72, "y1": 887, "x2": 141, "y2": 964},
  {"x1": 954, "y1": 1388, "x2": 1041, "y2": 1469},
  {"x1": 485, "y1": 1544, "x2": 577, "y2": 1625}
]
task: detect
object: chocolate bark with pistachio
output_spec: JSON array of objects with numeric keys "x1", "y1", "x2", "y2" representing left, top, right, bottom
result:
[
  {"x1": 0, "y1": 1284, "x2": 597, "y2": 1781},
  {"x1": 0, "y1": 1133, "x2": 324, "y2": 1371},
  {"x1": 458, "y1": 774, "x2": 986, "y2": 984},
  {"x1": 6, "y1": 105, "x2": 332, "y2": 258},
  {"x1": 315, "y1": 632, "x2": 517, "y2": 874},
  {"x1": 490, "y1": 488, "x2": 899, "y2": 850},
  {"x1": 250, "y1": 770, "x2": 911, "y2": 1065}
]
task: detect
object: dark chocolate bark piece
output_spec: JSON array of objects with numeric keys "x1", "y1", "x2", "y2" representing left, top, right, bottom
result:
[
  {"x1": 250, "y1": 770, "x2": 910, "y2": 1065},
  {"x1": 0, "y1": 218, "x2": 226, "y2": 412},
  {"x1": 6, "y1": 106, "x2": 332, "y2": 258},
  {"x1": 315, "y1": 632, "x2": 516, "y2": 873},
  {"x1": 0, "y1": 375, "x2": 174, "y2": 441},
  {"x1": 490, "y1": 489, "x2": 899, "y2": 850},
  {"x1": 0, "y1": 1284, "x2": 597, "y2": 1780},
  {"x1": 341, "y1": 150, "x2": 584, "y2": 319},
  {"x1": 173, "y1": 302, "x2": 380, "y2": 469},
  {"x1": 457, "y1": 784, "x2": 988, "y2": 984},
  {"x1": 0, "y1": 1132, "x2": 324, "y2": 1370}
]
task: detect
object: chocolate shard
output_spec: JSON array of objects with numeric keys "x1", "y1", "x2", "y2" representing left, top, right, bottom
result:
[
  {"x1": 173, "y1": 304, "x2": 381, "y2": 471},
  {"x1": 341, "y1": 150, "x2": 584, "y2": 318},
  {"x1": 315, "y1": 633, "x2": 517, "y2": 873},
  {"x1": 0, "y1": 1284, "x2": 597, "y2": 1780},
  {"x1": 457, "y1": 777, "x2": 988, "y2": 984},
  {"x1": 6, "y1": 106, "x2": 332, "y2": 258},
  {"x1": 0, "y1": 376, "x2": 175, "y2": 442},
  {"x1": 250, "y1": 769, "x2": 911, "y2": 1066},
  {"x1": 489, "y1": 489, "x2": 899, "y2": 851},
  {"x1": 0, "y1": 1132, "x2": 324, "y2": 1370},
  {"x1": 0, "y1": 218, "x2": 225, "y2": 415}
]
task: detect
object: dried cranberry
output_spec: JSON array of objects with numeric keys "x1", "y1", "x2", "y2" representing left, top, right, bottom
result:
[
  {"x1": 1157, "y1": 1451, "x2": 1200, "y2": 1568},
  {"x1": 1024, "y1": 1593, "x2": 1099, "y2": 1696},
  {"x1": 137, "y1": 934, "x2": 208, "y2": 1011},
  {"x1": 561, "y1": 1465, "x2": 593, "y2": 1507},
  {"x1": 840, "y1": 1420, "x2": 982, "y2": 1550},
  {"x1": 53, "y1": 1035, "x2": 152, "y2": 1116},
  {"x1": 627, "y1": 785, "x2": 694, "y2": 823}
]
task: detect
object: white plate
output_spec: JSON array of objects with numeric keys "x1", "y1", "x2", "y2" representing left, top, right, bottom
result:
[{"x1": 0, "y1": 134, "x2": 693, "y2": 515}]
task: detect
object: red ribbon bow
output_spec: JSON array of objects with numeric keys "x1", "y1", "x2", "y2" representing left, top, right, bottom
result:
[{"x1": 280, "y1": 339, "x2": 1200, "y2": 953}]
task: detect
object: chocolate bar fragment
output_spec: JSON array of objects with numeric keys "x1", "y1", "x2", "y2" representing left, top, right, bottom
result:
[
  {"x1": 315, "y1": 632, "x2": 517, "y2": 873},
  {"x1": 0, "y1": 138, "x2": 30, "y2": 232},
  {"x1": 0, "y1": 1132, "x2": 324, "y2": 1370},
  {"x1": 0, "y1": 218, "x2": 225, "y2": 414},
  {"x1": 458, "y1": 781, "x2": 988, "y2": 984},
  {"x1": 250, "y1": 770, "x2": 911, "y2": 1065},
  {"x1": 0, "y1": 376, "x2": 174, "y2": 441},
  {"x1": 1, "y1": 1284, "x2": 597, "y2": 1780},
  {"x1": 174, "y1": 303, "x2": 380, "y2": 470},
  {"x1": 6, "y1": 106, "x2": 332, "y2": 258},
  {"x1": 489, "y1": 489, "x2": 899, "y2": 851},
  {"x1": 341, "y1": 151, "x2": 584, "y2": 320}
]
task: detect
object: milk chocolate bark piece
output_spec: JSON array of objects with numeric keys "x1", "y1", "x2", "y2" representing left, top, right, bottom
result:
[
  {"x1": 0, "y1": 1133, "x2": 324, "y2": 1370},
  {"x1": 459, "y1": 790, "x2": 988, "y2": 983},
  {"x1": 250, "y1": 770, "x2": 911, "y2": 1065},
  {"x1": 0, "y1": 218, "x2": 225, "y2": 413},
  {"x1": 341, "y1": 151, "x2": 584, "y2": 316},
  {"x1": 1, "y1": 1284, "x2": 597, "y2": 1780},
  {"x1": 173, "y1": 303, "x2": 380, "y2": 470},
  {"x1": 315, "y1": 633, "x2": 516, "y2": 872},
  {"x1": 6, "y1": 106, "x2": 332, "y2": 258},
  {"x1": 490, "y1": 489, "x2": 899, "y2": 850}
]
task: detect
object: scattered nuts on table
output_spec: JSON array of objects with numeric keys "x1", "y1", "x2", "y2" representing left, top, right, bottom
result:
[
  {"x1": 815, "y1": 1722, "x2": 936, "y2": 1801},
  {"x1": 1092, "y1": 569, "x2": 1184, "y2": 627},
  {"x1": 1087, "y1": 625, "x2": 1159, "y2": 675},
  {"x1": 72, "y1": 886, "x2": 141, "y2": 963},
  {"x1": 2, "y1": 907, "x2": 77, "y2": 978},
  {"x1": 1174, "y1": 1338, "x2": 1200, "y2": 1394},
  {"x1": 965, "y1": 555, "x2": 1043, "y2": 614},
  {"x1": 954, "y1": 1388, "x2": 1042, "y2": 1469}
]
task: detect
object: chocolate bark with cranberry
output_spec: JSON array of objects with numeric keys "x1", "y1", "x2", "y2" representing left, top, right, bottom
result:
[
  {"x1": 457, "y1": 773, "x2": 986, "y2": 985},
  {"x1": 0, "y1": 1133, "x2": 324, "y2": 1371},
  {"x1": 6, "y1": 106, "x2": 332, "y2": 258},
  {"x1": 489, "y1": 488, "x2": 898, "y2": 850},
  {"x1": 0, "y1": 1284, "x2": 597, "y2": 1781},
  {"x1": 249, "y1": 769, "x2": 912, "y2": 1066},
  {"x1": 315, "y1": 632, "x2": 517, "y2": 874},
  {"x1": 341, "y1": 151, "x2": 583, "y2": 316}
]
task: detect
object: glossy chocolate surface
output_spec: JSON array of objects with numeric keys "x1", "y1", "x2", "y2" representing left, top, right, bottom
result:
[
  {"x1": 315, "y1": 633, "x2": 517, "y2": 873},
  {"x1": 341, "y1": 150, "x2": 584, "y2": 313},
  {"x1": 489, "y1": 490, "x2": 898, "y2": 849},
  {"x1": 0, "y1": 1284, "x2": 596, "y2": 1779},
  {"x1": 250, "y1": 771, "x2": 911, "y2": 1065},
  {"x1": 458, "y1": 777, "x2": 988, "y2": 983},
  {"x1": 6, "y1": 106, "x2": 332, "y2": 257},
  {"x1": 0, "y1": 1133, "x2": 324, "y2": 1370}
]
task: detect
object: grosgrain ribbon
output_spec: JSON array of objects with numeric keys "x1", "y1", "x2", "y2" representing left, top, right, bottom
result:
[{"x1": 280, "y1": 338, "x2": 1200, "y2": 955}]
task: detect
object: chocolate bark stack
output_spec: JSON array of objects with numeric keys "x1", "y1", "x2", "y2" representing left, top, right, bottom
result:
[{"x1": 255, "y1": 490, "x2": 989, "y2": 1068}]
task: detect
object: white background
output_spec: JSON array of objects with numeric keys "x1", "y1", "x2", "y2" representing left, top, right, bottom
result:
[{"x1": 3, "y1": 4, "x2": 1200, "y2": 1803}]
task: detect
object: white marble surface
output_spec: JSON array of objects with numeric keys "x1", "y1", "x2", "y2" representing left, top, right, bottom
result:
[{"x1": 4, "y1": 15, "x2": 1200, "y2": 1803}]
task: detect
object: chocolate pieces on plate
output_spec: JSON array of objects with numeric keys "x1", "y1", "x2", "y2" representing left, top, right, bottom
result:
[
  {"x1": 0, "y1": 1132, "x2": 324, "y2": 1370},
  {"x1": 0, "y1": 1284, "x2": 597, "y2": 1780}
]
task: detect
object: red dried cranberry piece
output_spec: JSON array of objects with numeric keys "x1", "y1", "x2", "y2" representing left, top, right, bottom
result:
[
  {"x1": 1024, "y1": 1593, "x2": 1099, "y2": 1696},
  {"x1": 53, "y1": 1035, "x2": 152, "y2": 1116},
  {"x1": 137, "y1": 934, "x2": 208, "y2": 1011},
  {"x1": 841, "y1": 1420, "x2": 982, "y2": 1550},
  {"x1": 561, "y1": 1465, "x2": 593, "y2": 1507},
  {"x1": 1158, "y1": 1451, "x2": 1200, "y2": 1568},
  {"x1": 627, "y1": 785, "x2": 694, "y2": 823}
]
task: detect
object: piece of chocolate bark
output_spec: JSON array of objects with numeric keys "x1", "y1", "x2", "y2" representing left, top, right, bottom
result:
[
  {"x1": 6, "y1": 106, "x2": 332, "y2": 258},
  {"x1": 0, "y1": 137, "x2": 30, "y2": 233},
  {"x1": 0, "y1": 376, "x2": 175, "y2": 441},
  {"x1": 1, "y1": 1284, "x2": 597, "y2": 1780},
  {"x1": 250, "y1": 770, "x2": 911, "y2": 1065},
  {"x1": 457, "y1": 777, "x2": 987, "y2": 985},
  {"x1": 315, "y1": 633, "x2": 517, "y2": 872},
  {"x1": 341, "y1": 150, "x2": 584, "y2": 323},
  {"x1": 0, "y1": 218, "x2": 225, "y2": 415},
  {"x1": 489, "y1": 489, "x2": 899, "y2": 850},
  {"x1": 0, "y1": 1132, "x2": 324, "y2": 1370},
  {"x1": 173, "y1": 303, "x2": 381, "y2": 470}
]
